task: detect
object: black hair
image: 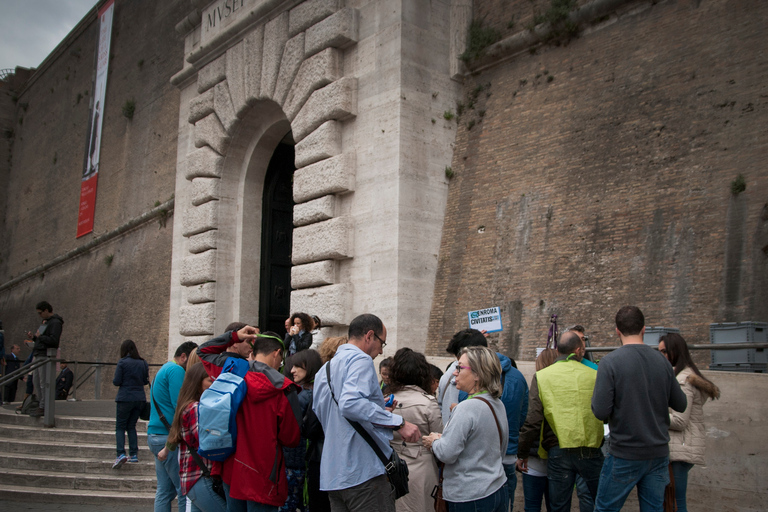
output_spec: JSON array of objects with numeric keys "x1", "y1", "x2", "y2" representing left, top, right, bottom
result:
[
  {"x1": 557, "y1": 331, "x2": 582, "y2": 355},
  {"x1": 36, "y1": 301, "x2": 53, "y2": 313},
  {"x1": 290, "y1": 312, "x2": 314, "y2": 331},
  {"x1": 390, "y1": 348, "x2": 433, "y2": 394},
  {"x1": 253, "y1": 331, "x2": 284, "y2": 356},
  {"x1": 615, "y1": 306, "x2": 645, "y2": 336},
  {"x1": 445, "y1": 329, "x2": 487, "y2": 356},
  {"x1": 348, "y1": 314, "x2": 384, "y2": 340},
  {"x1": 288, "y1": 349, "x2": 323, "y2": 384},
  {"x1": 661, "y1": 333, "x2": 703, "y2": 378},
  {"x1": 120, "y1": 339, "x2": 143, "y2": 360},
  {"x1": 428, "y1": 364, "x2": 443, "y2": 385},
  {"x1": 225, "y1": 321, "x2": 247, "y2": 332},
  {"x1": 379, "y1": 357, "x2": 394, "y2": 371},
  {"x1": 174, "y1": 341, "x2": 199, "y2": 358}
]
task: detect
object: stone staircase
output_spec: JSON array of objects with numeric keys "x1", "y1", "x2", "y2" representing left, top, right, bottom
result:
[{"x1": 0, "y1": 402, "x2": 155, "y2": 509}]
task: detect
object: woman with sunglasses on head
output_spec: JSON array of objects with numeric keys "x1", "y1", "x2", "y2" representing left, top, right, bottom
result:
[
  {"x1": 422, "y1": 346, "x2": 509, "y2": 512},
  {"x1": 658, "y1": 333, "x2": 720, "y2": 512}
]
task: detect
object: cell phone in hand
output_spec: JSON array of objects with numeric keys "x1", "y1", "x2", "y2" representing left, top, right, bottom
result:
[{"x1": 384, "y1": 394, "x2": 395, "y2": 407}]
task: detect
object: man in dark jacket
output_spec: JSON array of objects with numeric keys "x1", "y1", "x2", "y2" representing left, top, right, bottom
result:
[
  {"x1": 56, "y1": 362, "x2": 74, "y2": 400},
  {"x1": 23, "y1": 301, "x2": 64, "y2": 417},
  {"x1": 4, "y1": 344, "x2": 22, "y2": 403}
]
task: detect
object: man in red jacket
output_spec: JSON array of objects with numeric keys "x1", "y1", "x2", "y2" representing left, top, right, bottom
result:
[{"x1": 199, "y1": 325, "x2": 302, "y2": 511}]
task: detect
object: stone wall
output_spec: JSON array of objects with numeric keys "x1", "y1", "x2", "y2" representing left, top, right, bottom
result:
[
  {"x1": 0, "y1": 0, "x2": 187, "y2": 375},
  {"x1": 428, "y1": 0, "x2": 768, "y2": 361}
]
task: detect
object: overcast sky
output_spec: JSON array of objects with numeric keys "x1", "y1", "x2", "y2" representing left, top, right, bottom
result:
[{"x1": 0, "y1": 0, "x2": 98, "y2": 72}]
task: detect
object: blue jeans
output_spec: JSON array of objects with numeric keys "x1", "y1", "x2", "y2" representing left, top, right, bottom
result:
[
  {"x1": 447, "y1": 484, "x2": 508, "y2": 512},
  {"x1": 187, "y1": 476, "x2": 227, "y2": 512},
  {"x1": 503, "y1": 463, "x2": 517, "y2": 511},
  {"x1": 594, "y1": 454, "x2": 669, "y2": 512},
  {"x1": 522, "y1": 473, "x2": 550, "y2": 512},
  {"x1": 546, "y1": 447, "x2": 603, "y2": 512},
  {"x1": 576, "y1": 475, "x2": 594, "y2": 512},
  {"x1": 224, "y1": 483, "x2": 278, "y2": 512},
  {"x1": 116, "y1": 401, "x2": 143, "y2": 457},
  {"x1": 671, "y1": 461, "x2": 693, "y2": 512},
  {"x1": 147, "y1": 433, "x2": 186, "y2": 512}
]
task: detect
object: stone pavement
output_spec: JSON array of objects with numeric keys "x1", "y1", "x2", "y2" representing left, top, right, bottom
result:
[{"x1": 0, "y1": 501, "x2": 147, "y2": 512}]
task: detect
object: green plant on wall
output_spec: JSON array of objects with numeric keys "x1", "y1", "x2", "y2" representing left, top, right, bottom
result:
[
  {"x1": 731, "y1": 174, "x2": 746, "y2": 195},
  {"x1": 460, "y1": 20, "x2": 501, "y2": 62},
  {"x1": 532, "y1": 0, "x2": 579, "y2": 43},
  {"x1": 122, "y1": 99, "x2": 136, "y2": 119},
  {"x1": 104, "y1": 254, "x2": 114, "y2": 267}
]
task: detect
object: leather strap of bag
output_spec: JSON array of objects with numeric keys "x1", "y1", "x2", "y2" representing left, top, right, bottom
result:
[
  {"x1": 150, "y1": 378, "x2": 172, "y2": 431},
  {"x1": 186, "y1": 403, "x2": 212, "y2": 479},
  {"x1": 326, "y1": 361, "x2": 393, "y2": 469},
  {"x1": 475, "y1": 396, "x2": 503, "y2": 451}
]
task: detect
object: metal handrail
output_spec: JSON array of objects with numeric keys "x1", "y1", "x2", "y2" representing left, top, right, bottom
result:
[{"x1": 585, "y1": 342, "x2": 768, "y2": 353}]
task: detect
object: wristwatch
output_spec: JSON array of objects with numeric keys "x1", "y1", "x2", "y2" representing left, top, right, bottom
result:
[{"x1": 393, "y1": 418, "x2": 405, "y2": 431}]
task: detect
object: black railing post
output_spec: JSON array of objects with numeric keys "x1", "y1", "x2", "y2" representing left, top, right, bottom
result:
[{"x1": 44, "y1": 348, "x2": 57, "y2": 428}]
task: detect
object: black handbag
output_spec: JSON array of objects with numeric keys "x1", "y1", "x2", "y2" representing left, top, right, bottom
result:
[
  {"x1": 139, "y1": 401, "x2": 151, "y2": 421},
  {"x1": 326, "y1": 362, "x2": 410, "y2": 499}
]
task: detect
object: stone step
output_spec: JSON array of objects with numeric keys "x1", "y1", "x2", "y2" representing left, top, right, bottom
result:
[
  {"x1": 0, "y1": 408, "x2": 148, "y2": 432},
  {"x1": 0, "y1": 483, "x2": 155, "y2": 508},
  {"x1": 0, "y1": 438, "x2": 137, "y2": 460},
  {"x1": 0, "y1": 452, "x2": 156, "y2": 475},
  {"x1": 0, "y1": 467, "x2": 157, "y2": 492},
  {"x1": 0, "y1": 422, "x2": 148, "y2": 444}
]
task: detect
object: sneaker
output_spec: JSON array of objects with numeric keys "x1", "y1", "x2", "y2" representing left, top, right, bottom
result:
[
  {"x1": 112, "y1": 454, "x2": 127, "y2": 469},
  {"x1": 29, "y1": 408, "x2": 44, "y2": 418},
  {"x1": 128, "y1": 455, "x2": 139, "y2": 463}
]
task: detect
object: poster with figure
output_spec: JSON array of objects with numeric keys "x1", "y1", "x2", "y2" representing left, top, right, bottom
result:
[
  {"x1": 467, "y1": 307, "x2": 503, "y2": 333},
  {"x1": 77, "y1": 0, "x2": 114, "y2": 238}
]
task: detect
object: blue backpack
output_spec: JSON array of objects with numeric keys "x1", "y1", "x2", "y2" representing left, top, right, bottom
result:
[{"x1": 197, "y1": 357, "x2": 249, "y2": 461}]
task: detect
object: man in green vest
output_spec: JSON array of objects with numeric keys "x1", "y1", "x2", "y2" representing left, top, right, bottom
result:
[{"x1": 516, "y1": 331, "x2": 604, "y2": 512}]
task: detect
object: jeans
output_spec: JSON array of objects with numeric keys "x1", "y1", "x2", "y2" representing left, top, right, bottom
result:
[
  {"x1": 32, "y1": 356, "x2": 49, "y2": 409},
  {"x1": 594, "y1": 454, "x2": 670, "y2": 512},
  {"x1": 502, "y1": 463, "x2": 517, "y2": 511},
  {"x1": 522, "y1": 473, "x2": 550, "y2": 512},
  {"x1": 671, "y1": 461, "x2": 693, "y2": 512},
  {"x1": 116, "y1": 400, "x2": 143, "y2": 457},
  {"x1": 187, "y1": 477, "x2": 227, "y2": 512},
  {"x1": 147, "y1": 433, "x2": 186, "y2": 512},
  {"x1": 446, "y1": 485, "x2": 508, "y2": 512},
  {"x1": 546, "y1": 447, "x2": 603, "y2": 512},
  {"x1": 223, "y1": 483, "x2": 278, "y2": 512},
  {"x1": 575, "y1": 475, "x2": 594, "y2": 512}
]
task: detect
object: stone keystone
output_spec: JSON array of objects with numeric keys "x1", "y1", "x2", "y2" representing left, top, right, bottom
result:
[{"x1": 295, "y1": 120, "x2": 342, "y2": 168}]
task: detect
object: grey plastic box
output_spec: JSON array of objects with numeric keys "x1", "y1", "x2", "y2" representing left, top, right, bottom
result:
[
  {"x1": 643, "y1": 326, "x2": 680, "y2": 347},
  {"x1": 709, "y1": 322, "x2": 768, "y2": 366}
]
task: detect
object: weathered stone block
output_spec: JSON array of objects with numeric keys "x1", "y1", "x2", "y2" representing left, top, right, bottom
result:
[
  {"x1": 292, "y1": 216, "x2": 352, "y2": 265},
  {"x1": 182, "y1": 201, "x2": 218, "y2": 237},
  {"x1": 242, "y1": 25, "x2": 264, "y2": 111},
  {"x1": 187, "y1": 282, "x2": 216, "y2": 304},
  {"x1": 295, "y1": 120, "x2": 341, "y2": 168},
  {"x1": 194, "y1": 113, "x2": 230, "y2": 155},
  {"x1": 291, "y1": 260, "x2": 335, "y2": 289},
  {"x1": 293, "y1": 153, "x2": 355, "y2": 203},
  {"x1": 185, "y1": 146, "x2": 224, "y2": 180},
  {"x1": 273, "y1": 33, "x2": 305, "y2": 106},
  {"x1": 188, "y1": 230, "x2": 217, "y2": 254},
  {"x1": 180, "y1": 250, "x2": 217, "y2": 286},
  {"x1": 305, "y1": 7, "x2": 359, "y2": 58},
  {"x1": 197, "y1": 54, "x2": 226, "y2": 93},
  {"x1": 179, "y1": 303, "x2": 215, "y2": 335},
  {"x1": 283, "y1": 48, "x2": 341, "y2": 121},
  {"x1": 191, "y1": 177, "x2": 220, "y2": 206},
  {"x1": 292, "y1": 77, "x2": 357, "y2": 142},
  {"x1": 294, "y1": 195, "x2": 335, "y2": 227},
  {"x1": 188, "y1": 89, "x2": 214, "y2": 125},
  {"x1": 214, "y1": 82, "x2": 238, "y2": 135},
  {"x1": 289, "y1": 0, "x2": 341, "y2": 36},
  {"x1": 260, "y1": 12, "x2": 289, "y2": 100},
  {"x1": 290, "y1": 284, "x2": 350, "y2": 326}
]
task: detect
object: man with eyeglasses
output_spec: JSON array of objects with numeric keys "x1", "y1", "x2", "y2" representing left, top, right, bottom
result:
[
  {"x1": 313, "y1": 313, "x2": 421, "y2": 512},
  {"x1": 23, "y1": 301, "x2": 64, "y2": 418}
]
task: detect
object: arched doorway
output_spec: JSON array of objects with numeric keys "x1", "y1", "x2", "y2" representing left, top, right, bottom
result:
[{"x1": 258, "y1": 141, "x2": 295, "y2": 333}]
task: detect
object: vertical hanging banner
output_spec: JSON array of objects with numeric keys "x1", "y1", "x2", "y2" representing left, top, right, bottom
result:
[{"x1": 77, "y1": 0, "x2": 114, "y2": 238}]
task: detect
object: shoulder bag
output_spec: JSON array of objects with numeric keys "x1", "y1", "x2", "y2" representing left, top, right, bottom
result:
[{"x1": 326, "y1": 361, "x2": 410, "y2": 499}]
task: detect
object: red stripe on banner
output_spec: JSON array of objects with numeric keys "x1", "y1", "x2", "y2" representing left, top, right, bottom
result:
[
  {"x1": 76, "y1": 174, "x2": 99, "y2": 238},
  {"x1": 98, "y1": 0, "x2": 115, "y2": 17}
]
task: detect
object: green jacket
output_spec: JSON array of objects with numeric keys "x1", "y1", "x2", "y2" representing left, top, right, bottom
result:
[{"x1": 536, "y1": 356, "x2": 603, "y2": 449}]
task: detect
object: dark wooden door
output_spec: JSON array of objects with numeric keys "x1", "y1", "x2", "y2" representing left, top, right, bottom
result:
[{"x1": 258, "y1": 142, "x2": 295, "y2": 334}]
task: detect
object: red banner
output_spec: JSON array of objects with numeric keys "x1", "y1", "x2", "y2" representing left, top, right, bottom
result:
[{"x1": 77, "y1": 174, "x2": 99, "y2": 238}]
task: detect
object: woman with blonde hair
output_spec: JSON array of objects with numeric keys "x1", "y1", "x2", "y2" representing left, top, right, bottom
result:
[
  {"x1": 318, "y1": 336, "x2": 347, "y2": 363},
  {"x1": 423, "y1": 346, "x2": 508, "y2": 512}
]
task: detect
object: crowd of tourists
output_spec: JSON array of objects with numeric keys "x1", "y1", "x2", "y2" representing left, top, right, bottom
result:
[{"x1": 4, "y1": 300, "x2": 720, "y2": 512}]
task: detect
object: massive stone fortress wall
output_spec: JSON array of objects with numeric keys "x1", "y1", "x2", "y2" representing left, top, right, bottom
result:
[
  {"x1": 0, "y1": 0, "x2": 187, "y2": 368},
  {"x1": 428, "y1": 0, "x2": 768, "y2": 360}
]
